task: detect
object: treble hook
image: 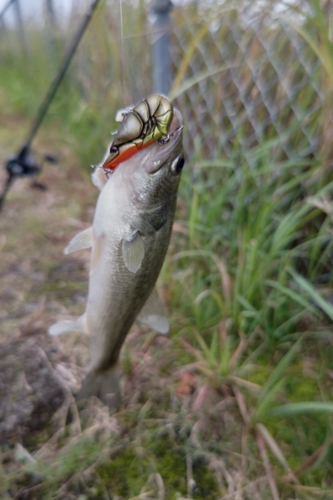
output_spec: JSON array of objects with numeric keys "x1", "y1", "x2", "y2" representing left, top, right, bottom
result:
[{"x1": 158, "y1": 125, "x2": 184, "y2": 145}]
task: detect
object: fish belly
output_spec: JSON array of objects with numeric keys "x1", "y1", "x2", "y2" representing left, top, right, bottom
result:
[{"x1": 78, "y1": 221, "x2": 172, "y2": 406}]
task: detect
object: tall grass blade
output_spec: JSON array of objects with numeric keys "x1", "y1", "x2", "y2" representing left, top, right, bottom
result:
[
  {"x1": 170, "y1": 23, "x2": 211, "y2": 97},
  {"x1": 255, "y1": 339, "x2": 302, "y2": 417},
  {"x1": 256, "y1": 423, "x2": 298, "y2": 482},
  {"x1": 268, "y1": 402, "x2": 333, "y2": 417},
  {"x1": 170, "y1": 64, "x2": 238, "y2": 100},
  {"x1": 265, "y1": 280, "x2": 319, "y2": 317},
  {"x1": 288, "y1": 268, "x2": 333, "y2": 321}
]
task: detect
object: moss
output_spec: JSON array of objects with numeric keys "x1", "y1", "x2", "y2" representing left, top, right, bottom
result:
[
  {"x1": 248, "y1": 365, "x2": 271, "y2": 386},
  {"x1": 94, "y1": 434, "x2": 220, "y2": 499},
  {"x1": 96, "y1": 449, "x2": 148, "y2": 497},
  {"x1": 192, "y1": 458, "x2": 220, "y2": 499},
  {"x1": 286, "y1": 373, "x2": 319, "y2": 402}
]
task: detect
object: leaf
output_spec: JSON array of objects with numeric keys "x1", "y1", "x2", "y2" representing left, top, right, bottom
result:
[
  {"x1": 256, "y1": 424, "x2": 298, "y2": 481},
  {"x1": 255, "y1": 338, "x2": 302, "y2": 417},
  {"x1": 170, "y1": 64, "x2": 238, "y2": 100},
  {"x1": 170, "y1": 23, "x2": 211, "y2": 97},
  {"x1": 255, "y1": 377, "x2": 287, "y2": 418},
  {"x1": 194, "y1": 159, "x2": 234, "y2": 169},
  {"x1": 265, "y1": 279, "x2": 319, "y2": 317},
  {"x1": 176, "y1": 372, "x2": 196, "y2": 396},
  {"x1": 288, "y1": 267, "x2": 333, "y2": 321},
  {"x1": 268, "y1": 402, "x2": 333, "y2": 417}
]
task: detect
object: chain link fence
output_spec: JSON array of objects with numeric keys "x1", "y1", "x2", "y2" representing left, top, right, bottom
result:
[
  {"x1": 0, "y1": 0, "x2": 330, "y2": 166},
  {"x1": 170, "y1": 4, "x2": 326, "y2": 164}
]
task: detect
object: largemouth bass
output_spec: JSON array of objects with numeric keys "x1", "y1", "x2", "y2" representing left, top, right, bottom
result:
[{"x1": 49, "y1": 103, "x2": 184, "y2": 407}]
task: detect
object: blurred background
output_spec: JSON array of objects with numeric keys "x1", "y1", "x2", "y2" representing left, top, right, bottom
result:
[{"x1": 1, "y1": 1, "x2": 333, "y2": 499}]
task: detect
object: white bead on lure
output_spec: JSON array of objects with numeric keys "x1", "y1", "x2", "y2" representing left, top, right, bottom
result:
[{"x1": 48, "y1": 95, "x2": 184, "y2": 408}]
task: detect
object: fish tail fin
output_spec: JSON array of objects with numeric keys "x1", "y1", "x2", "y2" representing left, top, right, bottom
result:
[
  {"x1": 48, "y1": 314, "x2": 88, "y2": 336},
  {"x1": 76, "y1": 364, "x2": 121, "y2": 409}
]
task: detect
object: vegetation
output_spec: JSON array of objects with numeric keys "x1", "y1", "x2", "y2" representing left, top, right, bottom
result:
[{"x1": 1, "y1": 0, "x2": 333, "y2": 498}]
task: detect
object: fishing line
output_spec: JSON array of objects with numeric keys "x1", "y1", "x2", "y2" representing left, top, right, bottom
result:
[{"x1": 119, "y1": 0, "x2": 127, "y2": 104}]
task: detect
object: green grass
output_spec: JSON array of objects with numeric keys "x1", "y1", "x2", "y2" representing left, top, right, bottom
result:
[{"x1": 1, "y1": 1, "x2": 333, "y2": 499}]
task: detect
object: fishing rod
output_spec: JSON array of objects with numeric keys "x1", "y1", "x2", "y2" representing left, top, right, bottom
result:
[{"x1": 0, "y1": 0, "x2": 102, "y2": 211}]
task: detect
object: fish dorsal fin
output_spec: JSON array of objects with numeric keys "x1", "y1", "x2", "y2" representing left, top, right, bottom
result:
[
  {"x1": 122, "y1": 232, "x2": 145, "y2": 273},
  {"x1": 64, "y1": 227, "x2": 93, "y2": 255},
  {"x1": 137, "y1": 288, "x2": 169, "y2": 334},
  {"x1": 48, "y1": 313, "x2": 89, "y2": 336}
]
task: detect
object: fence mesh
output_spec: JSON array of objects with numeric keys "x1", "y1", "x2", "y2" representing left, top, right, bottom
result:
[
  {"x1": 170, "y1": 6, "x2": 326, "y2": 164},
  {"x1": 0, "y1": 0, "x2": 330, "y2": 166}
]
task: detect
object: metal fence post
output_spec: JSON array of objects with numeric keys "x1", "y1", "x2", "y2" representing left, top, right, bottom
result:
[
  {"x1": 151, "y1": 0, "x2": 173, "y2": 96},
  {"x1": 46, "y1": 0, "x2": 56, "y2": 28},
  {"x1": 45, "y1": 0, "x2": 59, "y2": 61},
  {"x1": 14, "y1": 0, "x2": 27, "y2": 53}
]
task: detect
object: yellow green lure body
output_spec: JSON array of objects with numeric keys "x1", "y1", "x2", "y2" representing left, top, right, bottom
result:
[{"x1": 103, "y1": 94, "x2": 173, "y2": 170}]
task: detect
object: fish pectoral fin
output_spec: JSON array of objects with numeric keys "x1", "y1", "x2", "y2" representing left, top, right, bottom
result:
[
  {"x1": 64, "y1": 227, "x2": 93, "y2": 254},
  {"x1": 122, "y1": 232, "x2": 145, "y2": 273},
  {"x1": 48, "y1": 313, "x2": 89, "y2": 336},
  {"x1": 137, "y1": 287, "x2": 169, "y2": 334}
]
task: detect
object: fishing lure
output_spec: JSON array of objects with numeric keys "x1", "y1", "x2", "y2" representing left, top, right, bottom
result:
[{"x1": 102, "y1": 94, "x2": 173, "y2": 170}]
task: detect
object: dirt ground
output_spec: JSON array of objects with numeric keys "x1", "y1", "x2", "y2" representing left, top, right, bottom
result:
[{"x1": 0, "y1": 115, "x2": 90, "y2": 440}]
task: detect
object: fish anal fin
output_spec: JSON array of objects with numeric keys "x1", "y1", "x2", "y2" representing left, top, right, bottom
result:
[
  {"x1": 76, "y1": 364, "x2": 121, "y2": 409},
  {"x1": 122, "y1": 232, "x2": 144, "y2": 273},
  {"x1": 64, "y1": 227, "x2": 93, "y2": 255},
  {"x1": 137, "y1": 287, "x2": 169, "y2": 334},
  {"x1": 48, "y1": 313, "x2": 89, "y2": 336}
]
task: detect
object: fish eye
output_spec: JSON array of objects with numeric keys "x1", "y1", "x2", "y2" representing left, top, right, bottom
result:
[
  {"x1": 170, "y1": 154, "x2": 185, "y2": 175},
  {"x1": 110, "y1": 145, "x2": 118, "y2": 154}
]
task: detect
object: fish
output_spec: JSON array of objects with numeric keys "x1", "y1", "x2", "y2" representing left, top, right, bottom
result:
[
  {"x1": 102, "y1": 94, "x2": 173, "y2": 171},
  {"x1": 48, "y1": 101, "x2": 184, "y2": 408}
]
